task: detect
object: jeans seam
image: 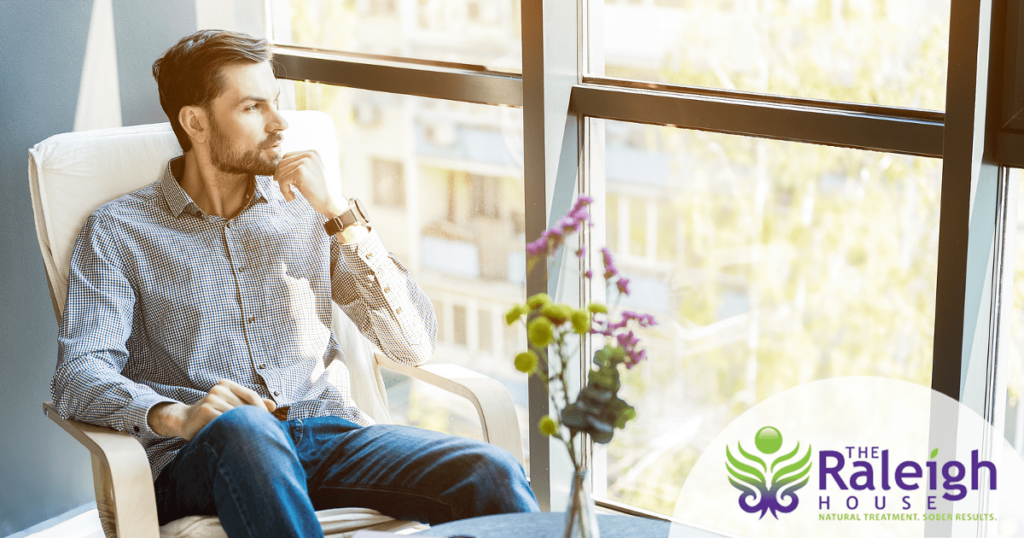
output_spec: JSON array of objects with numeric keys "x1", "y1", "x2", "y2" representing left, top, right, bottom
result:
[
  {"x1": 292, "y1": 418, "x2": 304, "y2": 446},
  {"x1": 202, "y1": 442, "x2": 258, "y2": 538}
]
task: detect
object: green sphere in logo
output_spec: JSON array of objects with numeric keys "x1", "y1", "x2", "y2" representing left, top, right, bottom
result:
[{"x1": 755, "y1": 426, "x2": 783, "y2": 454}]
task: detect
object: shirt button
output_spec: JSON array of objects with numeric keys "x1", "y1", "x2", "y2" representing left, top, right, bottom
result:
[
  {"x1": 366, "y1": 252, "x2": 373, "y2": 259},
  {"x1": 133, "y1": 426, "x2": 140, "y2": 433},
  {"x1": 274, "y1": 391, "x2": 280, "y2": 396},
  {"x1": 259, "y1": 364, "x2": 267, "y2": 369},
  {"x1": 384, "y1": 286, "x2": 391, "y2": 293},
  {"x1": 238, "y1": 266, "x2": 245, "y2": 272},
  {"x1": 247, "y1": 317, "x2": 255, "y2": 323},
  {"x1": 396, "y1": 307, "x2": 402, "y2": 315}
]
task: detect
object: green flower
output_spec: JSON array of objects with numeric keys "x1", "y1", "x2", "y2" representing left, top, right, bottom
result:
[
  {"x1": 528, "y1": 317, "x2": 554, "y2": 347},
  {"x1": 514, "y1": 351, "x2": 539, "y2": 374},
  {"x1": 541, "y1": 303, "x2": 573, "y2": 324},
  {"x1": 539, "y1": 415, "x2": 559, "y2": 436},
  {"x1": 587, "y1": 303, "x2": 608, "y2": 314},
  {"x1": 505, "y1": 304, "x2": 528, "y2": 325},
  {"x1": 570, "y1": 309, "x2": 590, "y2": 334},
  {"x1": 527, "y1": 293, "x2": 552, "y2": 310}
]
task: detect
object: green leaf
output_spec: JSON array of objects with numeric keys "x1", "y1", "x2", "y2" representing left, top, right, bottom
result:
[
  {"x1": 614, "y1": 404, "x2": 636, "y2": 429},
  {"x1": 589, "y1": 366, "x2": 620, "y2": 392},
  {"x1": 930, "y1": 448, "x2": 938, "y2": 460}
]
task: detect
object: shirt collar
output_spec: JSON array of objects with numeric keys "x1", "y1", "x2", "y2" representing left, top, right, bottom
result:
[{"x1": 160, "y1": 156, "x2": 271, "y2": 218}]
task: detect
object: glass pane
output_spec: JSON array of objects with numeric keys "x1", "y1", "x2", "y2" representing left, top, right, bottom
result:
[
  {"x1": 288, "y1": 81, "x2": 530, "y2": 463},
  {"x1": 594, "y1": 0, "x2": 949, "y2": 110},
  {"x1": 272, "y1": 0, "x2": 522, "y2": 71},
  {"x1": 597, "y1": 119, "x2": 941, "y2": 515},
  {"x1": 1006, "y1": 168, "x2": 1024, "y2": 460}
]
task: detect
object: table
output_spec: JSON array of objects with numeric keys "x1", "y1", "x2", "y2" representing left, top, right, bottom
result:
[{"x1": 415, "y1": 512, "x2": 725, "y2": 537}]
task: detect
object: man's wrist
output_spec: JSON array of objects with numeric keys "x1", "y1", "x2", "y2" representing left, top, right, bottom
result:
[
  {"x1": 337, "y1": 223, "x2": 369, "y2": 244},
  {"x1": 148, "y1": 401, "x2": 185, "y2": 438},
  {"x1": 322, "y1": 203, "x2": 345, "y2": 221}
]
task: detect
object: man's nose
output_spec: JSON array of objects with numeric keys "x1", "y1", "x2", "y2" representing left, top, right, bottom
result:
[{"x1": 268, "y1": 107, "x2": 288, "y2": 132}]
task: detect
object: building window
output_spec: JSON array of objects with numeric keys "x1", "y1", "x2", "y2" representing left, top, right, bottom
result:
[{"x1": 371, "y1": 158, "x2": 405, "y2": 207}]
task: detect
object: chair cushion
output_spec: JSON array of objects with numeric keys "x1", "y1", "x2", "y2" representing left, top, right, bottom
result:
[
  {"x1": 159, "y1": 507, "x2": 418, "y2": 537},
  {"x1": 27, "y1": 110, "x2": 391, "y2": 424}
]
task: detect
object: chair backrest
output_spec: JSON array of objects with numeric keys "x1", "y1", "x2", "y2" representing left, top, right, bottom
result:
[{"x1": 29, "y1": 110, "x2": 392, "y2": 424}]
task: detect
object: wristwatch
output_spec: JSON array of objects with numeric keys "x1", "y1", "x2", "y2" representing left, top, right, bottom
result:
[{"x1": 323, "y1": 198, "x2": 371, "y2": 236}]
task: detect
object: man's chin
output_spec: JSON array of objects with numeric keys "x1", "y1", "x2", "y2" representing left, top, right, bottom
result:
[{"x1": 214, "y1": 157, "x2": 278, "y2": 177}]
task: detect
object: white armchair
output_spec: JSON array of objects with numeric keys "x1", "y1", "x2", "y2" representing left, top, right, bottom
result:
[{"x1": 29, "y1": 110, "x2": 524, "y2": 538}]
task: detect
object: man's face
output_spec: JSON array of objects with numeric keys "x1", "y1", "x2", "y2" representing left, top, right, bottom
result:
[{"x1": 204, "y1": 61, "x2": 287, "y2": 176}]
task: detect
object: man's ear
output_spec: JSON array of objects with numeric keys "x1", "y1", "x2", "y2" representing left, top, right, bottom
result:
[{"x1": 179, "y1": 105, "x2": 209, "y2": 145}]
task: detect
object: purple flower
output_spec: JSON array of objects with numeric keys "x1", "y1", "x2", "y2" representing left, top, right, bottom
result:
[
  {"x1": 621, "y1": 310, "x2": 657, "y2": 328},
  {"x1": 576, "y1": 246, "x2": 586, "y2": 258},
  {"x1": 625, "y1": 348, "x2": 647, "y2": 368},
  {"x1": 601, "y1": 248, "x2": 618, "y2": 280},
  {"x1": 616, "y1": 330, "x2": 640, "y2": 349},
  {"x1": 568, "y1": 203, "x2": 591, "y2": 222},
  {"x1": 584, "y1": 269, "x2": 593, "y2": 279},
  {"x1": 526, "y1": 236, "x2": 548, "y2": 257},
  {"x1": 616, "y1": 277, "x2": 631, "y2": 296}
]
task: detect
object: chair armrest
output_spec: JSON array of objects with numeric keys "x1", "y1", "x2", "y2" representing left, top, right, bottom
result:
[
  {"x1": 373, "y1": 354, "x2": 525, "y2": 466},
  {"x1": 44, "y1": 402, "x2": 160, "y2": 538}
]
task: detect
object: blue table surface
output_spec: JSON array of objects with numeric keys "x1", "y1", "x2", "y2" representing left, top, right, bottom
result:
[{"x1": 415, "y1": 512, "x2": 726, "y2": 538}]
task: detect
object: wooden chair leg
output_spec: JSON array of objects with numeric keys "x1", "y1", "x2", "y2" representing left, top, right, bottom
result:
[{"x1": 91, "y1": 453, "x2": 118, "y2": 538}]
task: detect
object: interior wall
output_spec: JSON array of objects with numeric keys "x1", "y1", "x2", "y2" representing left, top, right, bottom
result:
[{"x1": 0, "y1": 0, "x2": 258, "y2": 533}]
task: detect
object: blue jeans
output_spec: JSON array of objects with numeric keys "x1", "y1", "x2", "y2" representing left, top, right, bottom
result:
[{"x1": 154, "y1": 406, "x2": 539, "y2": 538}]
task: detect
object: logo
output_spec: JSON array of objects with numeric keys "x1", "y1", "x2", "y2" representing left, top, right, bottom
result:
[{"x1": 726, "y1": 426, "x2": 813, "y2": 519}]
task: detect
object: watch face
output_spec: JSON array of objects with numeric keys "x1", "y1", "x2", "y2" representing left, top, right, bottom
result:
[{"x1": 351, "y1": 198, "x2": 370, "y2": 223}]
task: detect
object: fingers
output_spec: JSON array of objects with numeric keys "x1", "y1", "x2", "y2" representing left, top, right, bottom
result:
[
  {"x1": 273, "y1": 150, "x2": 338, "y2": 216},
  {"x1": 208, "y1": 381, "x2": 247, "y2": 409},
  {"x1": 218, "y1": 379, "x2": 270, "y2": 412},
  {"x1": 279, "y1": 183, "x2": 297, "y2": 202},
  {"x1": 263, "y1": 399, "x2": 278, "y2": 412},
  {"x1": 275, "y1": 159, "x2": 303, "y2": 202}
]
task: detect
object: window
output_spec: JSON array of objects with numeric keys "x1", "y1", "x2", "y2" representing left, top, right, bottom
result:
[
  {"x1": 271, "y1": 0, "x2": 1020, "y2": 519},
  {"x1": 594, "y1": 0, "x2": 950, "y2": 109},
  {"x1": 600, "y1": 121, "x2": 941, "y2": 512},
  {"x1": 270, "y1": 0, "x2": 522, "y2": 70},
  {"x1": 371, "y1": 158, "x2": 405, "y2": 207}
]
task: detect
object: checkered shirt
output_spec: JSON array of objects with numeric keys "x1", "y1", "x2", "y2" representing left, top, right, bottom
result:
[{"x1": 52, "y1": 158, "x2": 437, "y2": 479}]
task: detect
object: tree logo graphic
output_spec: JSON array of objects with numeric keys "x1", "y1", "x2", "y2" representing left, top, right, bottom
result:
[{"x1": 725, "y1": 426, "x2": 813, "y2": 519}]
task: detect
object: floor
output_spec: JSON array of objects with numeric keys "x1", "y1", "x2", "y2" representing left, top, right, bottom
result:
[{"x1": 20, "y1": 509, "x2": 103, "y2": 538}]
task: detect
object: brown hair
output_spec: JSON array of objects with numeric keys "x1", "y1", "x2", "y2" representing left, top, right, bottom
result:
[{"x1": 152, "y1": 30, "x2": 272, "y2": 152}]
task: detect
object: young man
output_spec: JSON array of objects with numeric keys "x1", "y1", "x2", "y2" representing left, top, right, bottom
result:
[{"x1": 51, "y1": 29, "x2": 538, "y2": 537}]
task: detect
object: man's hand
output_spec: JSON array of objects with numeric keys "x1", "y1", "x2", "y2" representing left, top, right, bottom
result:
[
  {"x1": 147, "y1": 379, "x2": 277, "y2": 440},
  {"x1": 274, "y1": 150, "x2": 345, "y2": 219}
]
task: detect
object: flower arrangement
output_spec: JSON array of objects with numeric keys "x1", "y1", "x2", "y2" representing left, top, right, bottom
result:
[{"x1": 506, "y1": 196, "x2": 657, "y2": 474}]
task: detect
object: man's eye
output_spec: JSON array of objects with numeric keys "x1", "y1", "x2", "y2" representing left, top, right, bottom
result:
[{"x1": 246, "y1": 104, "x2": 259, "y2": 111}]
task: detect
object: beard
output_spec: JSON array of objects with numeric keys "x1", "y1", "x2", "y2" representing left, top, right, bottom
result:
[{"x1": 209, "y1": 119, "x2": 282, "y2": 176}]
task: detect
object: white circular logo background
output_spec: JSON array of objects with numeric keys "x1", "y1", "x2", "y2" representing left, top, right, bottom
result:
[{"x1": 669, "y1": 377, "x2": 1024, "y2": 537}]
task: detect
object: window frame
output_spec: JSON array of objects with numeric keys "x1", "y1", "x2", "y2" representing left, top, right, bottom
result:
[{"x1": 266, "y1": 0, "x2": 1018, "y2": 519}]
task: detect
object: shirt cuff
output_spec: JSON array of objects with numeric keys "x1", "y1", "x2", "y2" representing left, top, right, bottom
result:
[
  {"x1": 337, "y1": 229, "x2": 390, "y2": 273},
  {"x1": 123, "y1": 392, "x2": 178, "y2": 439}
]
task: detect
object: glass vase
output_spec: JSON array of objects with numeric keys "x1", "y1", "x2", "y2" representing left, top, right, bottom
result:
[{"x1": 564, "y1": 469, "x2": 600, "y2": 538}]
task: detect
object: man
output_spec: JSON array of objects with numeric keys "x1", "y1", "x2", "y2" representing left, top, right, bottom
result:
[{"x1": 51, "y1": 29, "x2": 538, "y2": 537}]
